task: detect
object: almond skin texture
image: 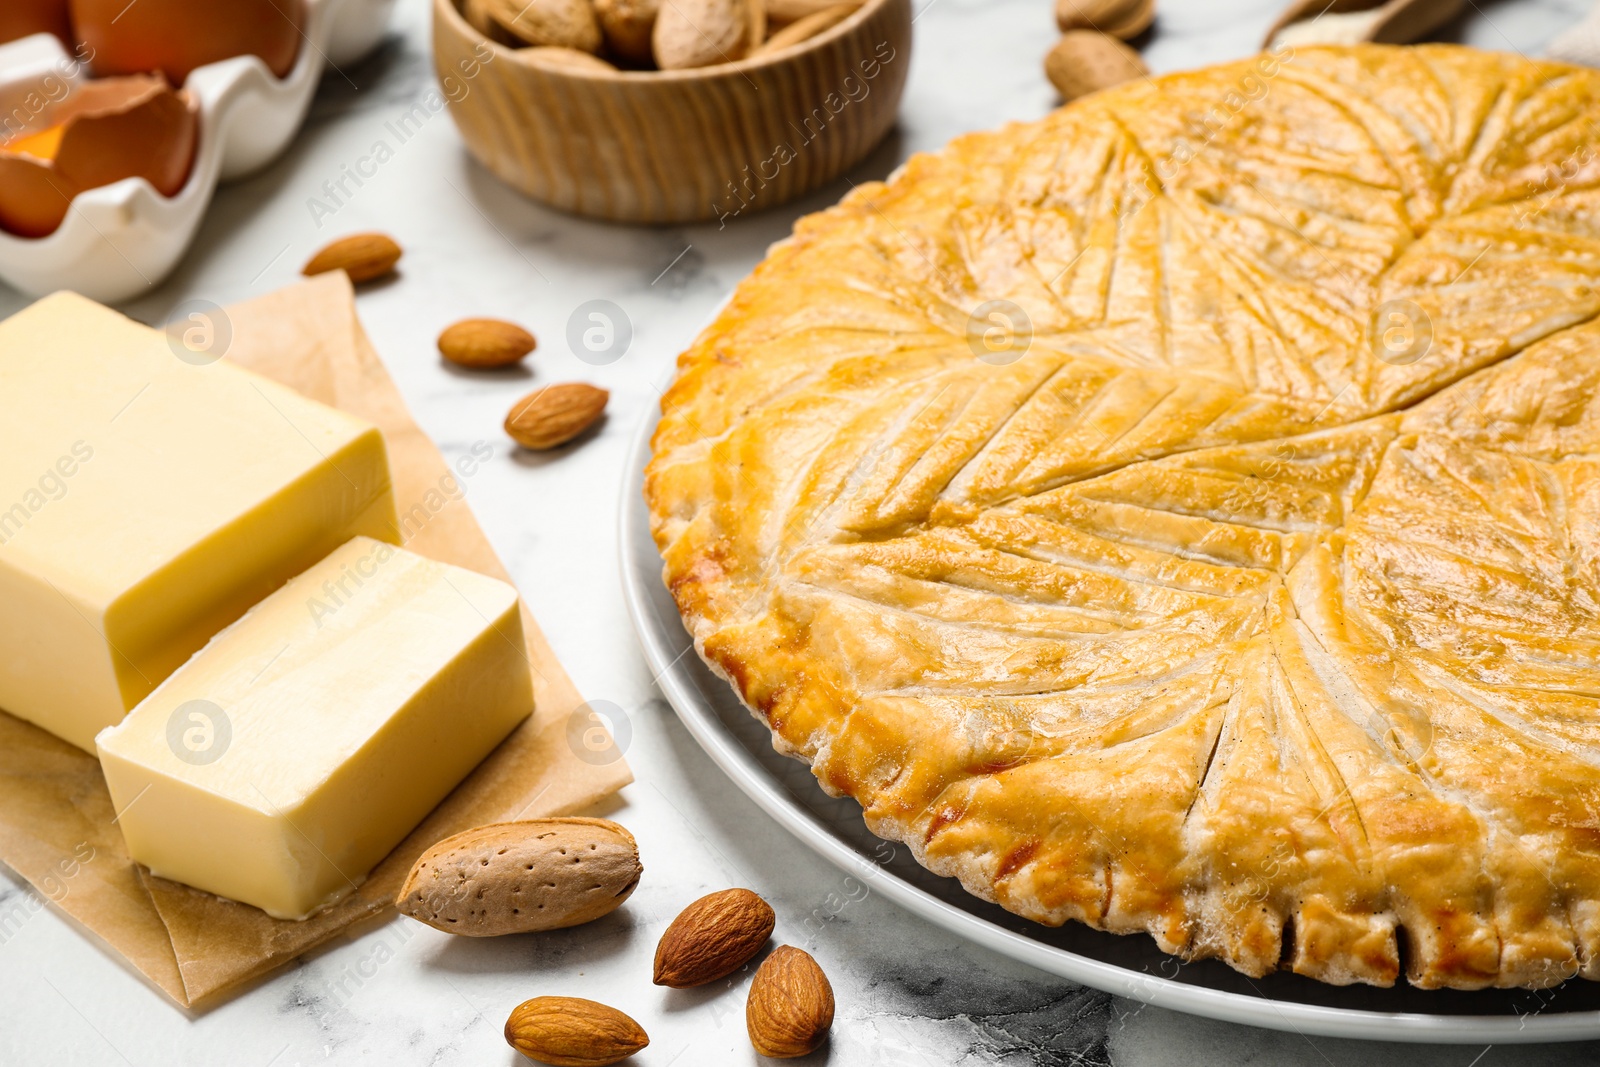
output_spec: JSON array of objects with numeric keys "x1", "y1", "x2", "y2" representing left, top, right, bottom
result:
[
  {"x1": 397, "y1": 818, "x2": 641, "y2": 936},
  {"x1": 1044, "y1": 31, "x2": 1148, "y2": 102},
  {"x1": 593, "y1": 0, "x2": 659, "y2": 64},
  {"x1": 505, "y1": 996, "x2": 648, "y2": 1067},
  {"x1": 506, "y1": 383, "x2": 609, "y2": 450},
  {"x1": 653, "y1": 0, "x2": 764, "y2": 69},
  {"x1": 747, "y1": 946, "x2": 834, "y2": 1058},
  {"x1": 1055, "y1": 0, "x2": 1154, "y2": 39},
  {"x1": 653, "y1": 888, "x2": 775, "y2": 987},
  {"x1": 302, "y1": 232, "x2": 402, "y2": 284},
  {"x1": 485, "y1": 0, "x2": 603, "y2": 52},
  {"x1": 438, "y1": 318, "x2": 538, "y2": 369}
]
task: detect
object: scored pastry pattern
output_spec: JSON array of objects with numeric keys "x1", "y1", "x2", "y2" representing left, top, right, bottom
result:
[{"x1": 647, "y1": 44, "x2": 1600, "y2": 989}]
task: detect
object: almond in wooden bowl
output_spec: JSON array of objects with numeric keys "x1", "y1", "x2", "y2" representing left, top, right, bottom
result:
[
  {"x1": 432, "y1": 0, "x2": 911, "y2": 223},
  {"x1": 593, "y1": 0, "x2": 660, "y2": 64}
]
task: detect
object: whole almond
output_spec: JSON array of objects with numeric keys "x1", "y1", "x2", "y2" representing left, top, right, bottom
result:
[
  {"x1": 1055, "y1": 0, "x2": 1154, "y2": 39},
  {"x1": 464, "y1": 0, "x2": 525, "y2": 46},
  {"x1": 506, "y1": 383, "x2": 609, "y2": 450},
  {"x1": 746, "y1": 946, "x2": 834, "y2": 1058},
  {"x1": 1044, "y1": 30, "x2": 1148, "y2": 102},
  {"x1": 438, "y1": 318, "x2": 538, "y2": 368},
  {"x1": 485, "y1": 0, "x2": 603, "y2": 52},
  {"x1": 653, "y1": 888, "x2": 775, "y2": 987},
  {"x1": 397, "y1": 818, "x2": 641, "y2": 936},
  {"x1": 752, "y1": 2, "x2": 855, "y2": 55},
  {"x1": 653, "y1": 0, "x2": 764, "y2": 69},
  {"x1": 302, "y1": 232, "x2": 402, "y2": 284},
  {"x1": 1263, "y1": 0, "x2": 1463, "y2": 48},
  {"x1": 505, "y1": 997, "x2": 648, "y2": 1067},
  {"x1": 765, "y1": 0, "x2": 858, "y2": 25},
  {"x1": 463, "y1": 0, "x2": 497, "y2": 36},
  {"x1": 520, "y1": 45, "x2": 621, "y2": 72},
  {"x1": 593, "y1": 0, "x2": 659, "y2": 64}
]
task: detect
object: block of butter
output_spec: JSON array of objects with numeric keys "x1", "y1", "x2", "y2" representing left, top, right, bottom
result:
[
  {"x1": 97, "y1": 537, "x2": 534, "y2": 920},
  {"x1": 0, "y1": 291, "x2": 397, "y2": 752}
]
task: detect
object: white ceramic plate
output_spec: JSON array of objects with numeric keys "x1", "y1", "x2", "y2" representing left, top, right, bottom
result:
[
  {"x1": 0, "y1": 0, "x2": 395, "y2": 302},
  {"x1": 620, "y1": 397, "x2": 1600, "y2": 1045}
]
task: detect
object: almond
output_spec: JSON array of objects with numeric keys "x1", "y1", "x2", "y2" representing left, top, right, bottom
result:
[
  {"x1": 505, "y1": 996, "x2": 648, "y2": 1067},
  {"x1": 653, "y1": 0, "x2": 764, "y2": 69},
  {"x1": 1055, "y1": 0, "x2": 1154, "y2": 39},
  {"x1": 593, "y1": 0, "x2": 659, "y2": 64},
  {"x1": 746, "y1": 946, "x2": 834, "y2": 1058},
  {"x1": 484, "y1": 0, "x2": 603, "y2": 52},
  {"x1": 464, "y1": 0, "x2": 525, "y2": 46},
  {"x1": 397, "y1": 818, "x2": 641, "y2": 936},
  {"x1": 520, "y1": 45, "x2": 621, "y2": 73},
  {"x1": 653, "y1": 888, "x2": 775, "y2": 987},
  {"x1": 438, "y1": 317, "x2": 538, "y2": 368},
  {"x1": 505, "y1": 382, "x2": 609, "y2": 450},
  {"x1": 1044, "y1": 30, "x2": 1148, "y2": 102},
  {"x1": 752, "y1": 2, "x2": 854, "y2": 55},
  {"x1": 463, "y1": 0, "x2": 499, "y2": 36},
  {"x1": 301, "y1": 232, "x2": 402, "y2": 284},
  {"x1": 765, "y1": 0, "x2": 857, "y2": 25}
]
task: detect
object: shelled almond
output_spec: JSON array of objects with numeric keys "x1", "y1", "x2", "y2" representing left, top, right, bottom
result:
[
  {"x1": 747, "y1": 946, "x2": 835, "y2": 1058},
  {"x1": 505, "y1": 383, "x2": 609, "y2": 450},
  {"x1": 653, "y1": 888, "x2": 775, "y2": 987},
  {"x1": 438, "y1": 317, "x2": 537, "y2": 368},
  {"x1": 505, "y1": 997, "x2": 649, "y2": 1066},
  {"x1": 302, "y1": 232, "x2": 402, "y2": 284}
]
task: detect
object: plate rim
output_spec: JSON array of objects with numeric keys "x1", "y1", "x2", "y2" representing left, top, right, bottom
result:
[{"x1": 619, "y1": 391, "x2": 1600, "y2": 1046}]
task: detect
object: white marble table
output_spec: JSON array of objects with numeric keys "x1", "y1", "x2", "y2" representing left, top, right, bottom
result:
[{"x1": 5, "y1": 0, "x2": 1600, "y2": 1062}]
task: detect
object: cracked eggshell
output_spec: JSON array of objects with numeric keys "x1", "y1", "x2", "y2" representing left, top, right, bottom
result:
[
  {"x1": 0, "y1": 0, "x2": 396, "y2": 300},
  {"x1": 0, "y1": 75, "x2": 197, "y2": 237},
  {"x1": 70, "y1": 0, "x2": 308, "y2": 85}
]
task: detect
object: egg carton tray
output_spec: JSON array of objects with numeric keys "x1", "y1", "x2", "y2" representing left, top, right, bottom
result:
[{"x1": 0, "y1": 0, "x2": 395, "y2": 303}]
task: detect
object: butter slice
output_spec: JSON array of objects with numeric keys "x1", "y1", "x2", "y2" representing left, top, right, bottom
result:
[
  {"x1": 97, "y1": 537, "x2": 534, "y2": 920},
  {"x1": 0, "y1": 292, "x2": 397, "y2": 751}
]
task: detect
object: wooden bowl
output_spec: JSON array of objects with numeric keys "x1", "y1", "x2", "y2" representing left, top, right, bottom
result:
[{"x1": 432, "y1": 0, "x2": 912, "y2": 224}]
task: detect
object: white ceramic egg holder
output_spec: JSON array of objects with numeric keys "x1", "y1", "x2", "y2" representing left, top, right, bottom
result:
[{"x1": 0, "y1": 0, "x2": 395, "y2": 303}]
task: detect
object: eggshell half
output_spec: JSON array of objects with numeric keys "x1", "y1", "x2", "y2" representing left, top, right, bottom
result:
[{"x1": 0, "y1": 76, "x2": 198, "y2": 238}]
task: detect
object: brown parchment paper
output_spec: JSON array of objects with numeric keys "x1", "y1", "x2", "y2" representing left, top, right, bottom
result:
[{"x1": 0, "y1": 273, "x2": 632, "y2": 1008}]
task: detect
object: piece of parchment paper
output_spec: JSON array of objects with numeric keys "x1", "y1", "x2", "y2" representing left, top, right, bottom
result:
[{"x1": 0, "y1": 273, "x2": 632, "y2": 1008}]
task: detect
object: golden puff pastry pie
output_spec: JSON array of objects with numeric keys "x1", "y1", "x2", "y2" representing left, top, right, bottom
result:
[{"x1": 646, "y1": 44, "x2": 1600, "y2": 990}]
